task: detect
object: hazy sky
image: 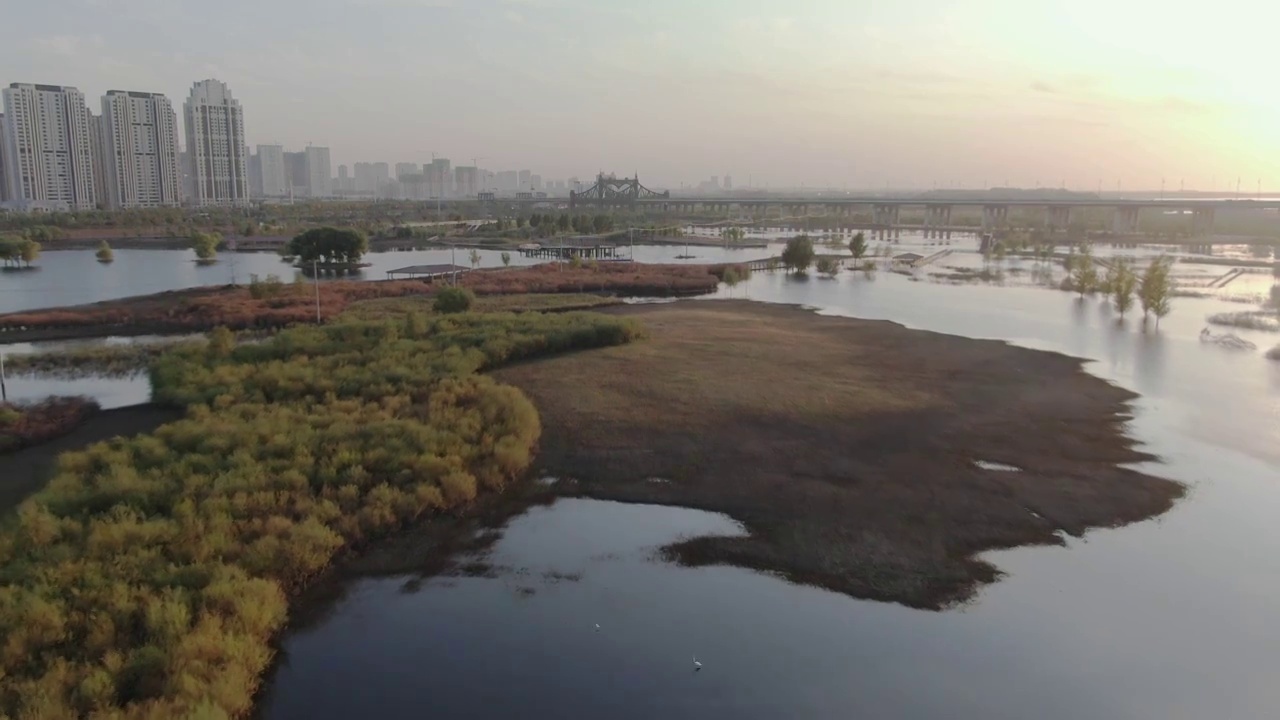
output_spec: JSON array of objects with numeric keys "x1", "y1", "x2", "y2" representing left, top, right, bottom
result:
[{"x1": 3, "y1": 0, "x2": 1278, "y2": 190}]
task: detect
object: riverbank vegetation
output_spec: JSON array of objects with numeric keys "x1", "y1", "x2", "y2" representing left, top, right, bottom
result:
[
  {"x1": 0, "y1": 307, "x2": 642, "y2": 718},
  {"x1": 0, "y1": 264, "x2": 721, "y2": 341},
  {"x1": 0, "y1": 397, "x2": 100, "y2": 453},
  {"x1": 2, "y1": 340, "x2": 204, "y2": 378}
]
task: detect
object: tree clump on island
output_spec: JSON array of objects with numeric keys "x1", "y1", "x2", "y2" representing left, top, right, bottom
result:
[
  {"x1": 190, "y1": 231, "x2": 221, "y2": 264},
  {"x1": 816, "y1": 256, "x2": 840, "y2": 278},
  {"x1": 287, "y1": 227, "x2": 369, "y2": 268},
  {"x1": 95, "y1": 240, "x2": 114, "y2": 264},
  {"x1": 782, "y1": 234, "x2": 815, "y2": 275}
]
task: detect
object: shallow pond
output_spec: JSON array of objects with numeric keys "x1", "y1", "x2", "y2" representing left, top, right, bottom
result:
[{"x1": 262, "y1": 271, "x2": 1280, "y2": 718}]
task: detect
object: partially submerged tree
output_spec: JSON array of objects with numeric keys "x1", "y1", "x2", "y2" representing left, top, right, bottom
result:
[
  {"x1": 1068, "y1": 243, "x2": 1098, "y2": 296},
  {"x1": 781, "y1": 235, "x2": 815, "y2": 275},
  {"x1": 1140, "y1": 256, "x2": 1174, "y2": 327},
  {"x1": 848, "y1": 232, "x2": 868, "y2": 264},
  {"x1": 95, "y1": 240, "x2": 114, "y2": 264},
  {"x1": 1111, "y1": 260, "x2": 1137, "y2": 317},
  {"x1": 816, "y1": 256, "x2": 840, "y2": 278}
]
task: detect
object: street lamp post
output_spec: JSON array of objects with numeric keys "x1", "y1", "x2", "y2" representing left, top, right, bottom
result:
[{"x1": 313, "y1": 260, "x2": 321, "y2": 323}]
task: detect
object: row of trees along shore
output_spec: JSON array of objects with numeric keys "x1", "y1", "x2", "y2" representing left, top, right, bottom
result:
[{"x1": 0, "y1": 309, "x2": 643, "y2": 718}]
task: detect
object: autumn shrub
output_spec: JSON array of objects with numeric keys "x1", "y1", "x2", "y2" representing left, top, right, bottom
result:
[
  {"x1": 434, "y1": 287, "x2": 475, "y2": 314},
  {"x1": 0, "y1": 397, "x2": 100, "y2": 453},
  {"x1": 0, "y1": 310, "x2": 641, "y2": 718}
]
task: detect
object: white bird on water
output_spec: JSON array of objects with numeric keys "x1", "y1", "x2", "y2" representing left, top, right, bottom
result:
[{"x1": 693, "y1": 656, "x2": 702, "y2": 671}]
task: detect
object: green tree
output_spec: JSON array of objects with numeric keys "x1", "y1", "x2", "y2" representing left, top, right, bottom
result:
[
  {"x1": 1069, "y1": 244, "x2": 1098, "y2": 296},
  {"x1": 287, "y1": 227, "x2": 368, "y2": 266},
  {"x1": 721, "y1": 227, "x2": 745, "y2": 245},
  {"x1": 781, "y1": 235, "x2": 815, "y2": 274},
  {"x1": 501, "y1": 251, "x2": 512, "y2": 267},
  {"x1": 1111, "y1": 260, "x2": 1137, "y2": 317},
  {"x1": 433, "y1": 287, "x2": 475, "y2": 313},
  {"x1": 95, "y1": 240, "x2": 114, "y2": 264},
  {"x1": 468, "y1": 249, "x2": 481, "y2": 269},
  {"x1": 816, "y1": 256, "x2": 840, "y2": 277},
  {"x1": 17, "y1": 239, "x2": 41, "y2": 267},
  {"x1": 557, "y1": 213, "x2": 571, "y2": 232},
  {"x1": 1139, "y1": 256, "x2": 1174, "y2": 327},
  {"x1": 848, "y1": 232, "x2": 868, "y2": 263},
  {"x1": 722, "y1": 266, "x2": 740, "y2": 296},
  {"x1": 191, "y1": 232, "x2": 220, "y2": 263}
]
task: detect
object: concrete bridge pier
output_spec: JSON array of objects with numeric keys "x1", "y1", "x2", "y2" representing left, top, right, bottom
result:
[
  {"x1": 1112, "y1": 206, "x2": 1140, "y2": 235},
  {"x1": 981, "y1": 205, "x2": 1009, "y2": 231},
  {"x1": 873, "y1": 204, "x2": 901, "y2": 240},
  {"x1": 1047, "y1": 205, "x2": 1072, "y2": 232},
  {"x1": 925, "y1": 204, "x2": 952, "y2": 239},
  {"x1": 1191, "y1": 207, "x2": 1215, "y2": 238}
]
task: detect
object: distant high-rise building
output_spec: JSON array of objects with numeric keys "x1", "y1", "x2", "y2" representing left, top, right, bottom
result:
[
  {"x1": 87, "y1": 113, "x2": 111, "y2": 209},
  {"x1": 0, "y1": 113, "x2": 9, "y2": 202},
  {"x1": 395, "y1": 162, "x2": 420, "y2": 180},
  {"x1": 454, "y1": 166, "x2": 479, "y2": 197},
  {"x1": 1, "y1": 83, "x2": 97, "y2": 211},
  {"x1": 428, "y1": 158, "x2": 451, "y2": 197},
  {"x1": 99, "y1": 90, "x2": 182, "y2": 208},
  {"x1": 724, "y1": 175, "x2": 733, "y2": 191},
  {"x1": 337, "y1": 164, "x2": 350, "y2": 193},
  {"x1": 183, "y1": 79, "x2": 249, "y2": 207},
  {"x1": 530, "y1": 174, "x2": 542, "y2": 192},
  {"x1": 518, "y1": 169, "x2": 531, "y2": 189},
  {"x1": 304, "y1": 146, "x2": 331, "y2": 197},
  {"x1": 353, "y1": 162, "x2": 375, "y2": 194},
  {"x1": 372, "y1": 162, "x2": 390, "y2": 197},
  {"x1": 497, "y1": 170, "x2": 519, "y2": 193},
  {"x1": 283, "y1": 151, "x2": 308, "y2": 196},
  {"x1": 255, "y1": 144, "x2": 286, "y2": 197}
]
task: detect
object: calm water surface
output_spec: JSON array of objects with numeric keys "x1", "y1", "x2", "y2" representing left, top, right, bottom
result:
[{"x1": 262, "y1": 269, "x2": 1280, "y2": 719}]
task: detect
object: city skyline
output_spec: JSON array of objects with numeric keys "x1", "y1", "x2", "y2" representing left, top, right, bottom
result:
[{"x1": 2, "y1": 0, "x2": 1276, "y2": 193}]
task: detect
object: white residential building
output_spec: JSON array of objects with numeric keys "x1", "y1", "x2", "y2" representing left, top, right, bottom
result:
[
  {"x1": 183, "y1": 79, "x2": 249, "y2": 207},
  {"x1": 1, "y1": 83, "x2": 97, "y2": 211},
  {"x1": 395, "y1": 162, "x2": 420, "y2": 180},
  {"x1": 0, "y1": 113, "x2": 10, "y2": 203},
  {"x1": 304, "y1": 146, "x2": 331, "y2": 198},
  {"x1": 99, "y1": 90, "x2": 182, "y2": 208},
  {"x1": 255, "y1": 144, "x2": 286, "y2": 197}
]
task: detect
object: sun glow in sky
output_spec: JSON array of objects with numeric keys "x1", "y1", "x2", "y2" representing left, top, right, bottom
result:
[{"x1": 3, "y1": 0, "x2": 1277, "y2": 190}]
